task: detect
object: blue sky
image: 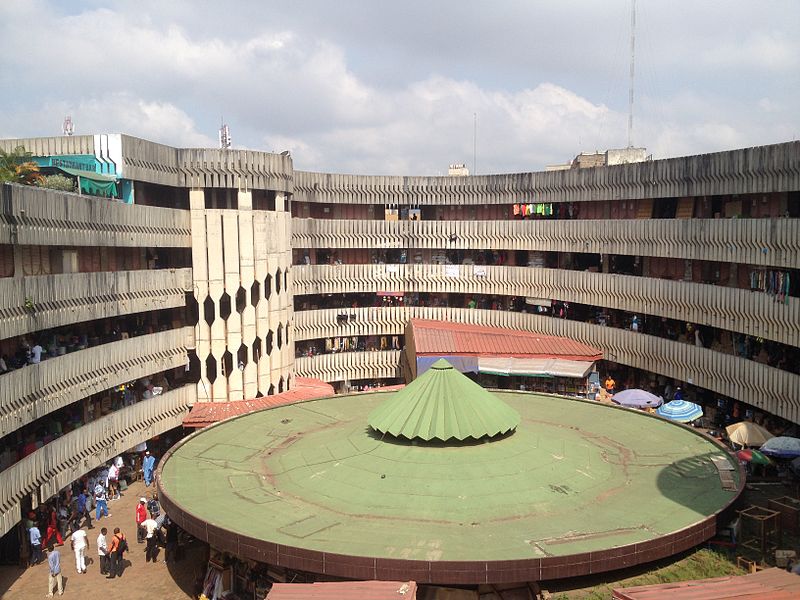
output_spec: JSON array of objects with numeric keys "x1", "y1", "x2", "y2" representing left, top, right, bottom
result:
[{"x1": 1, "y1": 1, "x2": 798, "y2": 174}]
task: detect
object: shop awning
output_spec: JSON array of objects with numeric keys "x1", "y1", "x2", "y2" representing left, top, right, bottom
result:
[
  {"x1": 478, "y1": 357, "x2": 594, "y2": 379},
  {"x1": 56, "y1": 166, "x2": 118, "y2": 197}
]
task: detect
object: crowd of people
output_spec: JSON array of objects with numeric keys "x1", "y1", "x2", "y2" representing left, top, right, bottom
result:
[{"x1": 24, "y1": 446, "x2": 184, "y2": 591}]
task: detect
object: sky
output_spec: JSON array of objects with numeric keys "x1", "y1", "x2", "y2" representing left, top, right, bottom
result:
[{"x1": 1, "y1": 1, "x2": 798, "y2": 175}]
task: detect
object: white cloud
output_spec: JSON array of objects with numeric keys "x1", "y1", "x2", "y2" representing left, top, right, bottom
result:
[{"x1": 0, "y1": 1, "x2": 797, "y2": 174}]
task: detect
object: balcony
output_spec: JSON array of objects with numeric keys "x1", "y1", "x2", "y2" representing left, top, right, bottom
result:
[
  {"x1": 292, "y1": 218, "x2": 800, "y2": 269},
  {"x1": 0, "y1": 385, "x2": 194, "y2": 537},
  {"x1": 0, "y1": 183, "x2": 192, "y2": 248},
  {"x1": 293, "y1": 306, "x2": 800, "y2": 424},
  {"x1": 0, "y1": 328, "x2": 193, "y2": 437},
  {"x1": 294, "y1": 350, "x2": 402, "y2": 383},
  {"x1": 293, "y1": 264, "x2": 800, "y2": 347},
  {"x1": 0, "y1": 268, "x2": 193, "y2": 339}
]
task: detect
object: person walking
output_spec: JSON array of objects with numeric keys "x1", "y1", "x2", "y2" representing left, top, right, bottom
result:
[
  {"x1": 142, "y1": 516, "x2": 159, "y2": 562},
  {"x1": 95, "y1": 484, "x2": 109, "y2": 521},
  {"x1": 76, "y1": 488, "x2": 93, "y2": 529},
  {"x1": 46, "y1": 548, "x2": 63, "y2": 596},
  {"x1": 42, "y1": 505, "x2": 63, "y2": 549},
  {"x1": 70, "y1": 526, "x2": 89, "y2": 574},
  {"x1": 107, "y1": 527, "x2": 127, "y2": 579},
  {"x1": 164, "y1": 518, "x2": 178, "y2": 563},
  {"x1": 147, "y1": 492, "x2": 160, "y2": 520},
  {"x1": 97, "y1": 527, "x2": 109, "y2": 576},
  {"x1": 142, "y1": 451, "x2": 156, "y2": 487},
  {"x1": 29, "y1": 524, "x2": 43, "y2": 566},
  {"x1": 135, "y1": 498, "x2": 147, "y2": 543}
]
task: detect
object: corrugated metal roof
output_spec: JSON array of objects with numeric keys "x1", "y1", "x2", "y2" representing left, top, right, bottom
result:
[
  {"x1": 267, "y1": 580, "x2": 417, "y2": 599},
  {"x1": 183, "y1": 378, "x2": 334, "y2": 428},
  {"x1": 410, "y1": 319, "x2": 603, "y2": 361},
  {"x1": 612, "y1": 568, "x2": 800, "y2": 600},
  {"x1": 368, "y1": 359, "x2": 519, "y2": 441}
]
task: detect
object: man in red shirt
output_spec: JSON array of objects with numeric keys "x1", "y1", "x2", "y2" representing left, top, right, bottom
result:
[
  {"x1": 135, "y1": 498, "x2": 147, "y2": 544},
  {"x1": 42, "y1": 505, "x2": 63, "y2": 548}
]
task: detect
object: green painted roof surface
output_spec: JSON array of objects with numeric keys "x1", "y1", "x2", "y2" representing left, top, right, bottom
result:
[
  {"x1": 160, "y1": 392, "x2": 740, "y2": 562},
  {"x1": 367, "y1": 358, "x2": 520, "y2": 441}
]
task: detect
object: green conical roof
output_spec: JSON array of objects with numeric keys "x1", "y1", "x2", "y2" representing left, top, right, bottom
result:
[{"x1": 368, "y1": 359, "x2": 520, "y2": 442}]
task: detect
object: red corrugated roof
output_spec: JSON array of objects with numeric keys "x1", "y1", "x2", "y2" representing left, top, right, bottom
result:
[
  {"x1": 267, "y1": 580, "x2": 417, "y2": 600},
  {"x1": 612, "y1": 568, "x2": 800, "y2": 600},
  {"x1": 183, "y1": 378, "x2": 335, "y2": 428},
  {"x1": 410, "y1": 319, "x2": 603, "y2": 361}
]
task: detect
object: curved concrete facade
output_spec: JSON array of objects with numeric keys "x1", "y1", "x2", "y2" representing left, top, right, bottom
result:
[{"x1": 0, "y1": 134, "x2": 798, "y2": 541}]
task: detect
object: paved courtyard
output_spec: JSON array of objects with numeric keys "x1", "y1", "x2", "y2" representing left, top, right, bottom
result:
[{"x1": 0, "y1": 480, "x2": 204, "y2": 599}]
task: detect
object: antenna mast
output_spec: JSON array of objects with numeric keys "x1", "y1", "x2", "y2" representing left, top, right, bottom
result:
[
  {"x1": 473, "y1": 112, "x2": 477, "y2": 175},
  {"x1": 219, "y1": 118, "x2": 231, "y2": 150},
  {"x1": 627, "y1": 0, "x2": 636, "y2": 148}
]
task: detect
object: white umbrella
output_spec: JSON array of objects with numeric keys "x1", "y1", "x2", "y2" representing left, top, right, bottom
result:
[{"x1": 725, "y1": 421, "x2": 774, "y2": 447}]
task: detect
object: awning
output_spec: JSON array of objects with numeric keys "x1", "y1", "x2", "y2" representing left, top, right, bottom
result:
[
  {"x1": 478, "y1": 357, "x2": 594, "y2": 379},
  {"x1": 56, "y1": 166, "x2": 118, "y2": 197}
]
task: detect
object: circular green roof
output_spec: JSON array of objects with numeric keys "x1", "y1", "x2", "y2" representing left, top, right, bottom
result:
[
  {"x1": 367, "y1": 359, "x2": 520, "y2": 441},
  {"x1": 159, "y1": 391, "x2": 740, "y2": 579}
]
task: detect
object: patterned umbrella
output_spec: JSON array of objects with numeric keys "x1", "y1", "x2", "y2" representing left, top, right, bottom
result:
[
  {"x1": 725, "y1": 421, "x2": 774, "y2": 447},
  {"x1": 611, "y1": 389, "x2": 663, "y2": 408},
  {"x1": 736, "y1": 449, "x2": 771, "y2": 466},
  {"x1": 760, "y1": 436, "x2": 800, "y2": 458},
  {"x1": 656, "y1": 399, "x2": 703, "y2": 423}
]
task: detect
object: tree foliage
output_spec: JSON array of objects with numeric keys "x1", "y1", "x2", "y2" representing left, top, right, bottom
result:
[
  {"x1": 0, "y1": 146, "x2": 44, "y2": 185},
  {"x1": 37, "y1": 173, "x2": 76, "y2": 192}
]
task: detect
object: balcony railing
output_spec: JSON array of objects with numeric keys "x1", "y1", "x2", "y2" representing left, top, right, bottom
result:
[
  {"x1": 0, "y1": 327, "x2": 193, "y2": 438},
  {"x1": 293, "y1": 264, "x2": 800, "y2": 347},
  {"x1": 0, "y1": 268, "x2": 193, "y2": 339},
  {"x1": 0, "y1": 183, "x2": 192, "y2": 248},
  {"x1": 293, "y1": 306, "x2": 800, "y2": 425},
  {"x1": 0, "y1": 385, "x2": 194, "y2": 538},
  {"x1": 294, "y1": 350, "x2": 402, "y2": 383},
  {"x1": 292, "y1": 218, "x2": 800, "y2": 270}
]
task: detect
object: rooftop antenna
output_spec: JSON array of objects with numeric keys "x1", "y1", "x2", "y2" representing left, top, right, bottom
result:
[
  {"x1": 63, "y1": 115, "x2": 74, "y2": 136},
  {"x1": 473, "y1": 112, "x2": 477, "y2": 175},
  {"x1": 627, "y1": 0, "x2": 636, "y2": 148},
  {"x1": 219, "y1": 118, "x2": 231, "y2": 150}
]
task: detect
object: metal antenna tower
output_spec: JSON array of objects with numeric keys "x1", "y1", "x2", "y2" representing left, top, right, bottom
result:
[
  {"x1": 219, "y1": 118, "x2": 231, "y2": 149},
  {"x1": 627, "y1": 0, "x2": 636, "y2": 148},
  {"x1": 473, "y1": 112, "x2": 477, "y2": 176}
]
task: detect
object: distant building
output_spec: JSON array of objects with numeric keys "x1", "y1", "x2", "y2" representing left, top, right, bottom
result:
[{"x1": 447, "y1": 163, "x2": 469, "y2": 176}]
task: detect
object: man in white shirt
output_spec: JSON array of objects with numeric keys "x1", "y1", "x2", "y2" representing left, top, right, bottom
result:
[
  {"x1": 97, "y1": 527, "x2": 109, "y2": 575},
  {"x1": 142, "y1": 517, "x2": 160, "y2": 563},
  {"x1": 107, "y1": 463, "x2": 120, "y2": 500},
  {"x1": 29, "y1": 343, "x2": 43, "y2": 364},
  {"x1": 70, "y1": 527, "x2": 89, "y2": 574}
]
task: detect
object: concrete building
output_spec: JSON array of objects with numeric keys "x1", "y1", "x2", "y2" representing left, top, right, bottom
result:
[{"x1": 1, "y1": 134, "x2": 799, "y2": 553}]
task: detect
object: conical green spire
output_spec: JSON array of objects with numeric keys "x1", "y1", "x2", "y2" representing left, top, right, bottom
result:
[{"x1": 368, "y1": 359, "x2": 520, "y2": 442}]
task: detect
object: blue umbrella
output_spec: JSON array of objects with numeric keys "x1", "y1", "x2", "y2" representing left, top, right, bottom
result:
[
  {"x1": 656, "y1": 399, "x2": 703, "y2": 423},
  {"x1": 760, "y1": 436, "x2": 800, "y2": 458},
  {"x1": 612, "y1": 389, "x2": 663, "y2": 408}
]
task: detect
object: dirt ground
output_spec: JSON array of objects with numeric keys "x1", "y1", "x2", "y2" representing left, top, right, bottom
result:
[{"x1": 0, "y1": 479, "x2": 205, "y2": 599}]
